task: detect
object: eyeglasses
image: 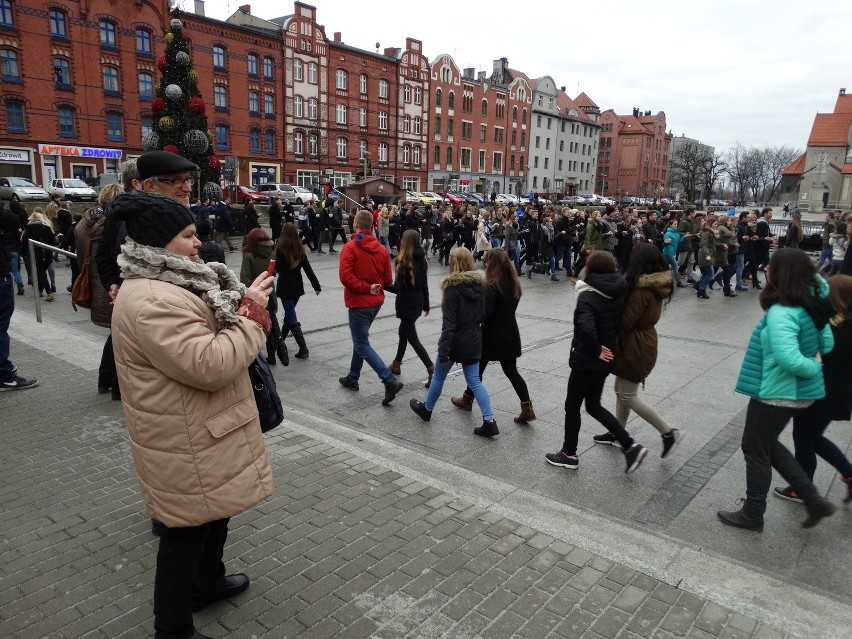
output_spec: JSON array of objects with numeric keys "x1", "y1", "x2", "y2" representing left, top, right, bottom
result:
[{"x1": 155, "y1": 176, "x2": 195, "y2": 186}]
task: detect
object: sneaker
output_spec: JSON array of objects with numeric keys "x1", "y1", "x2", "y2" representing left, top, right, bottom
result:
[
  {"x1": 409, "y1": 399, "x2": 432, "y2": 422},
  {"x1": 382, "y1": 378, "x2": 403, "y2": 406},
  {"x1": 338, "y1": 376, "x2": 359, "y2": 391},
  {"x1": 735, "y1": 285, "x2": 749, "y2": 292},
  {"x1": 661, "y1": 429, "x2": 682, "y2": 458},
  {"x1": 624, "y1": 443, "x2": 648, "y2": 474},
  {"x1": 593, "y1": 432, "x2": 619, "y2": 446},
  {"x1": 545, "y1": 450, "x2": 579, "y2": 469},
  {"x1": 0, "y1": 375, "x2": 39, "y2": 391},
  {"x1": 773, "y1": 486, "x2": 803, "y2": 503}
]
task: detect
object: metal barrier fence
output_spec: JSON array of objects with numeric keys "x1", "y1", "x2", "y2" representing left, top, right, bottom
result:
[{"x1": 26, "y1": 239, "x2": 76, "y2": 324}]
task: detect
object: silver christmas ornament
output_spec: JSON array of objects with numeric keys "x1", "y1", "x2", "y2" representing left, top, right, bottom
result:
[
  {"x1": 183, "y1": 129, "x2": 210, "y2": 154},
  {"x1": 175, "y1": 51, "x2": 190, "y2": 66},
  {"x1": 170, "y1": 18, "x2": 183, "y2": 30},
  {"x1": 203, "y1": 182, "x2": 223, "y2": 201},
  {"x1": 165, "y1": 84, "x2": 183, "y2": 101},
  {"x1": 142, "y1": 131, "x2": 161, "y2": 152}
]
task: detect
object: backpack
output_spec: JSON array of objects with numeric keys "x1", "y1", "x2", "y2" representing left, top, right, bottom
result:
[{"x1": 248, "y1": 354, "x2": 284, "y2": 432}]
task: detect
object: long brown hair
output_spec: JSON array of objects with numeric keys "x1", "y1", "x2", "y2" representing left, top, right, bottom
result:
[
  {"x1": 275, "y1": 222, "x2": 306, "y2": 270},
  {"x1": 242, "y1": 227, "x2": 270, "y2": 256},
  {"x1": 395, "y1": 229, "x2": 423, "y2": 287},
  {"x1": 827, "y1": 274, "x2": 852, "y2": 326},
  {"x1": 484, "y1": 248, "x2": 521, "y2": 300},
  {"x1": 760, "y1": 248, "x2": 822, "y2": 312},
  {"x1": 790, "y1": 212, "x2": 804, "y2": 242}
]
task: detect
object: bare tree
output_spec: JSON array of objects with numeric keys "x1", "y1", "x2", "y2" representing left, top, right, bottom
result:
[
  {"x1": 761, "y1": 145, "x2": 801, "y2": 203},
  {"x1": 670, "y1": 141, "x2": 706, "y2": 202},
  {"x1": 724, "y1": 143, "x2": 802, "y2": 204},
  {"x1": 701, "y1": 152, "x2": 727, "y2": 204}
]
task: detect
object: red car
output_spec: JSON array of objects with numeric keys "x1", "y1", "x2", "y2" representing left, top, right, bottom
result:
[
  {"x1": 222, "y1": 185, "x2": 269, "y2": 204},
  {"x1": 442, "y1": 192, "x2": 465, "y2": 207}
]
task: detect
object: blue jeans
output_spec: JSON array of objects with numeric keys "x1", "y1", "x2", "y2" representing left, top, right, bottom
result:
[
  {"x1": 698, "y1": 264, "x2": 714, "y2": 290},
  {"x1": 0, "y1": 275, "x2": 14, "y2": 379},
  {"x1": 281, "y1": 297, "x2": 299, "y2": 325},
  {"x1": 346, "y1": 306, "x2": 393, "y2": 384},
  {"x1": 735, "y1": 253, "x2": 745, "y2": 286},
  {"x1": 816, "y1": 247, "x2": 833, "y2": 269},
  {"x1": 424, "y1": 359, "x2": 494, "y2": 420},
  {"x1": 664, "y1": 254, "x2": 681, "y2": 284},
  {"x1": 507, "y1": 248, "x2": 521, "y2": 274},
  {"x1": 555, "y1": 244, "x2": 572, "y2": 271},
  {"x1": 379, "y1": 236, "x2": 391, "y2": 254},
  {"x1": 8, "y1": 251, "x2": 22, "y2": 287}
]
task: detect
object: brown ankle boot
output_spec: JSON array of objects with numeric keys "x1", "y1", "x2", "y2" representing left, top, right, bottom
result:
[
  {"x1": 425, "y1": 364, "x2": 434, "y2": 388},
  {"x1": 514, "y1": 401, "x2": 536, "y2": 424},
  {"x1": 389, "y1": 360, "x2": 402, "y2": 375},
  {"x1": 451, "y1": 389, "x2": 474, "y2": 411}
]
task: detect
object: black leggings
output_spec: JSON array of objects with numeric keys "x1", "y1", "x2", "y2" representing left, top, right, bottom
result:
[
  {"x1": 792, "y1": 412, "x2": 852, "y2": 480},
  {"x1": 563, "y1": 369, "x2": 633, "y2": 455},
  {"x1": 395, "y1": 319, "x2": 432, "y2": 367},
  {"x1": 466, "y1": 358, "x2": 530, "y2": 403}
]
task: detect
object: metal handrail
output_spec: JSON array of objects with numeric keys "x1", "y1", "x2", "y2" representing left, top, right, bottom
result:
[
  {"x1": 27, "y1": 239, "x2": 76, "y2": 324},
  {"x1": 332, "y1": 188, "x2": 367, "y2": 211}
]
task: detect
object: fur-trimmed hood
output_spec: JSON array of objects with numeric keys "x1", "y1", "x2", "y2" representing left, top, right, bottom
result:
[
  {"x1": 635, "y1": 270, "x2": 674, "y2": 299},
  {"x1": 441, "y1": 269, "x2": 485, "y2": 290}
]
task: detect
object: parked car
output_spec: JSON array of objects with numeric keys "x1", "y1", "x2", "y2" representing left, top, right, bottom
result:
[
  {"x1": 443, "y1": 192, "x2": 465, "y2": 207},
  {"x1": 422, "y1": 191, "x2": 447, "y2": 205},
  {"x1": 47, "y1": 178, "x2": 97, "y2": 202},
  {"x1": 462, "y1": 192, "x2": 486, "y2": 205},
  {"x1": 256, "y1": 183, "x2": 316, "y2": 204},
  {"x1": 494, "y1": 193, "x2": 515, "y2": 205},
  {"x1": 0, "y1": 177, "x2": 50, "y2": 202},
  {"x1": 293, "y1": 186, "x2": 319, "y2": 203},
  {"x1": 222, "y1": 185, "x2": 270, "y2": 205},
  {"x1": 406, "y1": 191, "x2": 439, "y2": 206},
  {"x1": 599, "y1": 196, "x2": 615, "y2": 206},
  {"x1": 555, "y1": 198, "x2": 575, "y2": 207}
]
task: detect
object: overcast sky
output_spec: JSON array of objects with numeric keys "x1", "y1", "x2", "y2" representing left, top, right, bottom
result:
[{"x1": 199, "y1": 0, "x2": 851, "y2": 155}]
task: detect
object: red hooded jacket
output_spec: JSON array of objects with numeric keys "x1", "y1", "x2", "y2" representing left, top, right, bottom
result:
[{"x1": 339, "y1": 231, "x2": 392, "y2": 309}]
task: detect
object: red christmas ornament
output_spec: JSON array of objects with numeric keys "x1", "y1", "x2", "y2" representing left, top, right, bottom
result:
[
  {"x1": 208, "y1": 156, "x2": 221, "y2": 172},
  {"x1": 188, "y1": 96, "x2": 205, "y2": 115},
  {"x1": 157, "y1": 56, "x2": 168, "y2": 72},
  {"x1": 151, "y1": 97, "x2": 166, "y2": 114},
  {"x1": 163, "y1": 145, "x2": 180, "y2": 154}
]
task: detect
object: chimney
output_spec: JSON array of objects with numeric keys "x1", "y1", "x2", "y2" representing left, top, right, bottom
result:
[
  {"x1": 841, "y1": 88, "x2": 847, "y2": 95},
  {"x1": 645, "y1": 110, "x2": 651, "y2": 116},
  {"x1": 478, "y1": 71, "x2": 486, "y2": 81},
  {"x1": 333, "y1": 32, "x2": 341, "y2": 42},
  {"x1": 560, "y1": 86, "x2": 565, "y2": 92},
  {"x1": 239, "y1": 4, "x2": 251, "y2": 14},
  {"x1": 194, "y1": 0, "x2": 205, "y2": 16},
  {"x1": 632, "y1": 107, "x2": 639, "y2": 117},
  {"x1": 463, "y1": 67, "x2": 474, "y2": 80}
]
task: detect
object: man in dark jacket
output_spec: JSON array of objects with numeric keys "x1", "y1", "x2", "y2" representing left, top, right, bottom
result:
[
  {"x1": 213, "y1": 199, "x2": 235, "y2": 252},
  {"x1": 338, "y1": 210, "x2": 402, "y2": 405},
  {"x1": 319, "y1": 203, "x2": 332, "y2": 253},
  {"x1": 554, "y1": 208, "x2": 574, "y2": 272},
  {"x1": 197, "y1": 219, "x2": 225, "y2": 263},
  {"x1": 328, "y1": 198, "x2": 347, "y2": 253},
  {"x1": 268, "y1": 197, "x2": 282, "y2": 242},
  {"x1": 0, "y1": 205, "x2": 38, "y2": 390}
]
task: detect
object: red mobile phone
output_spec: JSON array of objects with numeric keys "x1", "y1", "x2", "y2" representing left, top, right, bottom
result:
[{"x1": 266, "y1": 259, "x2": 276, "y2": 277}]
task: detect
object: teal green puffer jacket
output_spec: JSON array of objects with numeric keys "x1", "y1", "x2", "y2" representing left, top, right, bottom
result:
[{"x1": 735, "y1": 280, "x2": 834, "y2": 401}]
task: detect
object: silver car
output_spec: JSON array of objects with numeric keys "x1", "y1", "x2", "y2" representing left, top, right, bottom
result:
[
  {"x1": 0, "y1": 177, "x2": 50, "y2": 202},
  {"x1": 47, "y1": 178, "x2": 97, "y2": 202}
]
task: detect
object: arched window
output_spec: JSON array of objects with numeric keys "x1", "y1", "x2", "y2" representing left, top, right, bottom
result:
[
  {"x1": 99, "y1": 20, "x2": 117, "y2": 48},
  {"x1": 412, "y1": 146, "x2": 421, "y2": 165},
  {"x1": 249, "y1": 128, "x2": 260, "y2": 153},
  {"x1": 136, "y1": 28, "x2": 152, "y2": 55},
  {"x1": 481, "y1": 99, "x2": 487, "y2": 116},
  {"x1": 53, "y1": 58, "x2": 71, "y2": 87},
  {"x1": 522, "y1": 109, "x2": 528, "y2": 124},
  {"x1": 513, "y1": 106, "x2": 518, "y2": 122},
  {"x1": 247, "y1": 54, "x2": 258, "y2": 76},
  {"x1": 403, "y1": 115, "x2": 410, "y2": 133},
  {"x1": 265, "y1": 130, "x2": 275, "y2": 154},
  {"x1": 359, "y1": 73, "x2": 368, "y2": 94},
  {"x1": 446, "y1": 147, "x2": 452, "y2": 165},
  {"x1": 264, "y1": 93, "x2": 274, "y2": 117},
  {"x1": 435, "y1": 88, "x2": 442, "y2": 107},
  {"x1": 213, "y1": 46, "x2": 226, "y2": 70},
  {"x1": 413, "y1": 117, "x2": 421, "y2": 135},
  {"x1": 215, "y1": 124, "x2": 229, "y2": 150},
  {"x1": 378, "y1": 79, "x2": 389, "y2": 99},
  {"x1": 214, "y1": 85, "x2": 227, "y2": 111},
  {"x1": 293, "y1": 131, "x2": 304, "y2": 155},
  {"x1": 336, "y1": 69, "x2": 347, "y2": 90},
  {"x1": 5, "y1": 100, "x2": 25, "y2": 132},
  {"x1": 1, "y1": 49, "x2": 19, "y2": 81},
  {"x1": 403, "y1": 85, "x2": 411, "y2": 103},
  {"x1": 105, "y1": 112, "x2": 124, "y2": 141},
  {"x1": 49, "y1": 10, "x2": 67, "y2": 39},
  {"x1": 138, "y1": 72, "x2": 153, "y2": 100},
  {"x1": 102, "y1": 66, "x2": 120, "y2": 94},
  {"x1": 57, "y1": 106, "x2": 76, "y2": 136},
  {"x1": 441, "y1": 67, "x2": 450, "y2": 83},
  {"x1": 433, "y1": 145, "x2": 440, "y2": 165},
  {"x1": 402, "y1": 145, "x2": 410, "y2": 164},
  {"x1": 447, "y1": 91, "x2": 454, "y2": 110},
  {"x1": 263, "y1": 57, "x2": 274, "y2": 80}
]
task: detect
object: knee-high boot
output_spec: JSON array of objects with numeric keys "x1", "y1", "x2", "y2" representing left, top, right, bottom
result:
[
  {"x1": 274, "y1": 320, "x2": 289, "y2": 366},
  {"x1": 266, "y1": 322, "x2": 280, "y2": 365},
  {"x1": 291, "y1": 323, "x2": 309, "y2": 359}
]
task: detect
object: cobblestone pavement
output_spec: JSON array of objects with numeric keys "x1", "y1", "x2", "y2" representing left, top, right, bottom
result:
[{"x1": 2, "y1": 245, "x2": 849, "y2": 638}]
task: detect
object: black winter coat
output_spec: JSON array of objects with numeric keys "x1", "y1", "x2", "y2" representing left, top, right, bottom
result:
[
  {"x1": 569, "y1": 272, "x2": 627, "y2": 373},
  {"x1": 274, "y1": 252, "x2": 321, "y2": 300},
  {"x1": 438, "y1": 270, "x2": 485, "y2": 364},
  {"x1": 795, "y1": 316, "x2": 852, "y2": 422},
  {"x1": 198, "y1": 236, "x2": 225, "y2": 263},
  {"x1": 482, "y1": 281, "x2": 522, "y2": 361},
  {"x1": 385, "y1": 245, "x2": 429, "y2": 321}
]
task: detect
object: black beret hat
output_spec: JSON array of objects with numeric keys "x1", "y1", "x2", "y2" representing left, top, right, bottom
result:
[
  {"x1": 105, "y1": 192, "x2": 195, "y2": 249},
  {"x1": 137, "y1": 150, "x2": 197, "y2": 181}
]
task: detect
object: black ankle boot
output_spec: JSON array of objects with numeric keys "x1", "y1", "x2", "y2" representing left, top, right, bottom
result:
[
  {"x1": 267, "y1": 351, "x2": 276, "y2": 365},
  {"x1": 717, "y1": 507, "x2": 763, "y2": 531},
  {"x1": 802, "y1": 496, "x2": 835, "y2": 528}
]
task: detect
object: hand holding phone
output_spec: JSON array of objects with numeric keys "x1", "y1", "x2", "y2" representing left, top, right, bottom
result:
[{"x1": 266, "y1": 259, "x2": 276, "y2": 277}]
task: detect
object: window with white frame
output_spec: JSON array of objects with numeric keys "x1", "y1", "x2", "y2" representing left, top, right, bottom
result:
[
  {"x1": 293, "y1": 58, "x2": 303, "y2": 81},
  {"x1": 336, "y1": 137, "x2": 347, "y2": 159},
  {"x1": 378, "y1": 111, "x2": 387, "y2": 130},
  {"x1": 249, "y1": 91, "x2": 259, "y2": 115},
  {"x1": 359, "y1": 73, "x2": 367, "y2": 94},
  {"x1": 359, "y1": 107, "x2": 367, "y2": 127},
  {"x1": 378, "y1": 142, "x2": 388, "y2": 162},
  {"x1": 359, "y1": 140, "x2": 367, "y2": 159},
  {"x1": 404, "y1": 85, "x2": 411, "y2": 103},
  {"x1": 412, "y1": 146, "x2": 420, "y2": 165},
  {"x1": 403, "y1": 115, "x2": 410, "y2": 133},
  {"x1": 414, "y1": 87, "x2": 422, "y2": 105},
  {"x1": 402, "y1": 145, "x2": 410, "y2": 164},
  {"x1": 493, "y1": 152, "x2": 502, "y2": 172},
  {"x1": 336, "y1": 104, "x2": 346, "y2": 124},
  {"x1": 308, "y1": 62, "x2": 317, "y2": 84},
  {"x1": 413, "y1": 117, "x2": 421, "y2": 134},
  {"x1": 293, "y1": 95, "x2": 303, "y2": 117},
  {"x1": 247, "y1": 54, "x2": 258, "y2": 76},
  {"x1": 308, "y1": 98, "x2": 317, "y2": 120},
  {"x1": 378, "y1": 79, "x2": 389, "y2": 99},
  {"x1": 309, "y1": 133, "x2": 318, "y2": 156},
  {"x1": 336, "y1": 69, "x2": 347, "y2": 90},
  {"x1": 264, "y1": 93, "x2": 274, "y2": 117}
]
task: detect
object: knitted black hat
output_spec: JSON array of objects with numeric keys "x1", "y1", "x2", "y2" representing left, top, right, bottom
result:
[{"x1": 105, "y1": 192, "x2": 195, "y2": 248}]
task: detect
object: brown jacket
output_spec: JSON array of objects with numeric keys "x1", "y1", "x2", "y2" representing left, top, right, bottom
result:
[
  {"x1": 74, "y1": 207, "x2": 113, "y2": 328},
  {"x1": 111, "y1": 278, "x2": 274, "y2": 527},
  {"x1": 612, "y1": 270, "x2": 672, "y2": 383}
]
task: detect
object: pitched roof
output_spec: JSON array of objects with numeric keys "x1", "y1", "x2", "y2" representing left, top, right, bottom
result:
[
  {"x1": 842, "y1": 164, "x2": 852, "y2": 175},
  {"x1": 782, "y1": 152, "x2": 806, "y2": 175},
  {"x1": 619, "y1": 115, "x2": 651, "y2": 134},
  {"x1": 807, "y1": 113, "x2": 852, "y2": 146},
  {"x1": 574, "y1": 92, "x2": 598, "y2": 109},
  {"x1": 555, "y1": 90, "x2": 592, "y2": 123},
  {"x1": 834, "y1": 93, "x2": 852, "y2": 114}
]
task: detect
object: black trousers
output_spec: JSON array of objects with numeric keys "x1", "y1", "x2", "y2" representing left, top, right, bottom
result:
[
  {"x1": 792, "y1": 412, "x2": 852, "y2": 479},
  {"x1": 328, "y1": 227, "x2": 347, "y2": 248},
  {"x1": 740, "y1": 399, "x2": 818, "y2": 516},
  {"x1": 153, "y1": 518, "x2": 229, "y2": 639},
  {"x1": 395, "y1": 319, "x2": 432, "y2": 367},
  {"x1": 562, "y1": 370, "x2": 632, "y2": 455},
  {"x1": 466, "y1": 358, "x2": 530, "y2": 403}
]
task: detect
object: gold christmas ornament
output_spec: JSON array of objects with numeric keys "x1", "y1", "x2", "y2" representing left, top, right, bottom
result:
[
  {"x1": 189, "y1": 71, "x2": 199, "y2": 84},
  {"x1": 165, "y1": 32, "x2": 174, "y2": 44},
  {"x1": 158, "y1": 116, "x2": 175, "y2": 131}
]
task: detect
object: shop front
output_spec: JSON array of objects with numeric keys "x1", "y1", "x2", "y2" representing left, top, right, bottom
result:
[
  {"x1": 249, "y1": 162, "x2": 280, "y2": 187},
  {"x1": 0, "y1": 146, "x2": 37, "y2": 180},
  {"x1": 37, "y1": 144, "x2": 123, "y2": 186}
]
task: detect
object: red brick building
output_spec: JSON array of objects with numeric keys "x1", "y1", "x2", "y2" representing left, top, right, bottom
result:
[
  {"x1": 428, "y1": 55, "x2": 532, "y2": 195},
  {"x1": 597, "y1": 108, "x2": 671, "y2": 200},
  {"x1": 0, "y1": 0, "x2": 428, "y2": 191}
]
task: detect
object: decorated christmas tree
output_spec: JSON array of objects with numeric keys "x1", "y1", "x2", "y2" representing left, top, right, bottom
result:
[{"x1": 142, "y1": 7, "x2": 222, "y2": 201}]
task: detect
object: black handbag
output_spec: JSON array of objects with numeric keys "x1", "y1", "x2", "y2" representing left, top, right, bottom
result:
[{"x1": 249, "y1": 354, "x2": 284, "y2": 432}]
